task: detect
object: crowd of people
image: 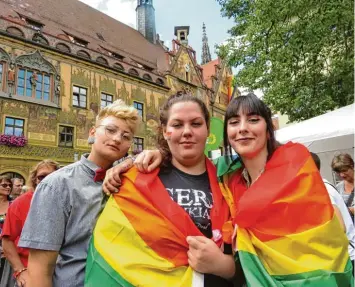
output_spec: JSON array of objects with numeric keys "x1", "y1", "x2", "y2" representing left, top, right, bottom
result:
[{"x1": 0, "y1": 94, "x2": 353, "y2": 287}]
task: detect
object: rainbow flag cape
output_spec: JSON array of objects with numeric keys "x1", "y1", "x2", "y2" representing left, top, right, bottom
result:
[
  {"x1": 85, "y1": 159, "x2": 230, "y2": 287},
  {"x1": 217, "y1": 142, "x2": 353, "y2": 286}
]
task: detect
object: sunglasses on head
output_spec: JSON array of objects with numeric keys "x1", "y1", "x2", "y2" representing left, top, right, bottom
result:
[
  {"x1": 37, "y1": 174, "x2": 49, "y2": 182},
  {"x1": 0, "y1": 183, "x2": 12, "y2": 188}
]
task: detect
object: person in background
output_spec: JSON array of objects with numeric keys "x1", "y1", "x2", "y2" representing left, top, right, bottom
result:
[
  {"x1": 18, "y1": 100, "x2": 140, "y2": 287},
  {"x1": 20, "y1": 186, "x2": 30, "y2": 196},
  {"x1": 0, "y1": 175, "x2": 12, "y2": 279},
  {"x1": 1, "y1": 160, "x2": 60, "y2": 287},
  {"x1": 332, "y1": 153, "x2": 354, "y2": 216},
  {"x1": 311, "y1": 152, "x2": 355, "y2": 268},
  {"x1": 10, "y1": 179, "x2": 23, "y2": 201}
]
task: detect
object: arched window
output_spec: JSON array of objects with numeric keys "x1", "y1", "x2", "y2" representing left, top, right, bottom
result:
[
  {"x1": 6, "y1": 26, "x2": 25, "y2": 38},
  {"x1": 113, "y1": 63, "x2": 124, "y2": 71},
  {"x1": 77, "y1": 50, "x2": 91, "y2": 59},
  {"x1": 156, "y1": 78, "x2": 164, "y2": 85},
  {"x1": 96, "y1": 56, "x2": 108, "y2": 65},
  {"x1": 56, "y1": 43, "x2": 71, "y2": 53},
  {"x1": 32, "y1": 33, "x2": 49, "y2": 45},
  {"x1": 128, "y1": 68, "x2": 139, "y2": 77},
  {"x1": 143, "y1": 73, "x2": 152, "y2": 81}
]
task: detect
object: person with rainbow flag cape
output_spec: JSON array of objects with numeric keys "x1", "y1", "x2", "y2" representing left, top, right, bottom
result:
[
  {"x1": 215, "y1": 93, "x2": 353, "y2": 286},
  {"x1": 100, "y1": 93, "x2": 354, "y2": 286},
  {"x1": 85, "y1": 93, "x2": 243, "y2": 287}
]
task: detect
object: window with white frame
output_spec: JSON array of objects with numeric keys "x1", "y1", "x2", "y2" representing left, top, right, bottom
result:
[
  {"x1": 58, "y1": 125, "x2": 74, "y2": 147},
  {"x1": 17, "y1": 68, "x2": 51, "y2": 100},
  {"x1": 4, "y1": 117, "x2": 24, "y2": 136},
  {"x1": 133, "y1": 101, "x2": 144, "y2": 119},
  {"x1": 72, "y1": 86, "x2": 87, "y2": 108},
  {"x1": 101, "y1": 93, "x2": 113, "y2": 108},
  {"x1": 133, "y1": 137, "x2": 144, "y2": 152}
]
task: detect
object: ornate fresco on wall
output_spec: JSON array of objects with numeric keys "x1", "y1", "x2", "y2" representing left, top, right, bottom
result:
[
  {"x1": 72, "y1": 67, "x2": 90, "y2": 87},
  {"x1": 0, "y1": 144, "x2": 86, "y2": 163},
  {"x1": 0, "y1": 39, "x2": 170, "y2": 170},
  {"x1": 2, "y1": 101, "x2": 29, "y2": 116},
  {"x1": 171, "y1": 49, "x2": 201, "y2": 87},
  {"x1": 131, "y1": 86, "x2": 145, "y2": 103},
  {"x1": 117, "y1": 82, "x2": 129, "y2": 103},
  {"x1": 91, "y1": 73, "x2": 99, "y2": 102},
  {"x1": 100, "y1": 76, "x2": 116, "y2": 96},
  {"x1": 27, "y1": 104, "x2": 58, "y2": 135}
]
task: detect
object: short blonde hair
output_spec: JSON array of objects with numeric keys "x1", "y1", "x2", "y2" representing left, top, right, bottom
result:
[{"x1": 96, "y1": 100, "x2": 140, "y2": 134}]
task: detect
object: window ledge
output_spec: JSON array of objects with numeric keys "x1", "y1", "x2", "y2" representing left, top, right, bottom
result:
[
  {"x1": 0, "y1": 91, "x2": 60, "y2": 109},
  {"x1": 72, "y1": 105, "x2": 88, "y2": 110}
]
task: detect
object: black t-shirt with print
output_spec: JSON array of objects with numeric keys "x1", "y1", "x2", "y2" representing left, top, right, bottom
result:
[
  {"x1": 159, "y1": 165, "x2": 234, "y2": 287},
  {"x1": 159, "y1": 164, "x2": 213, "y2": 237}
]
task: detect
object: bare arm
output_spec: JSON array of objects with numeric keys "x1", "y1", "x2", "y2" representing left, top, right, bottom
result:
[
  {"x1": 2, "y1": 237, "x2": 30, "y2": 286},
  {"x1": 27, "y1": 249, "x2": 58, "y2": 287},
  {"x1": 103, "y1": 150, "x2": 162, "y2": 195},
  {"x1": 2, "y1": 237, "x2": 24, "y2": 271},
  {"x1": 187, "y1": 236, "x2": 236, "y2": 279},
  {"x1": 349, "y1": 206, "x2": 354, "y2": 215}
]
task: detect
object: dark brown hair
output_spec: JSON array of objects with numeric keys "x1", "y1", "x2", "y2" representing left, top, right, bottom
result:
[
  {"x1": 0, "y1": 175, "x2": 12, "y2": 200},
  {"x1": 157, "y1": 91, "x2": 210, "y2": 166},
  {"x1": 0, "y1": 174, "x2": 12, "y2": 185},
  {"x1": 223, "y1": 93, "x2": 279, "y2": 159}
]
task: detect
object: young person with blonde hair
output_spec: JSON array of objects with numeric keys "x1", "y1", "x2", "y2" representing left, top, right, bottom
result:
[{"x1": 18, "y1": 100, "x2": 140, "y2": 287}]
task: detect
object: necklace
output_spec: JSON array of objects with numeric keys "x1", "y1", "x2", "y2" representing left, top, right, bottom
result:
[{"x1": 242, "y1": 167, "x2": 265, "y2": 188}]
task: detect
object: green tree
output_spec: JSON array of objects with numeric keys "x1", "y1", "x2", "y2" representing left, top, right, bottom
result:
[{"x1": 217, "y1": 0, "x2": 354, "y2": 122}]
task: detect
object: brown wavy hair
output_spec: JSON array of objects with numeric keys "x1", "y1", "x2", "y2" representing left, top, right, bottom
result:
[
  {"x1": 157, "y1": 91, "x2": 210, "y2": 166},
  {"x1": 29, "y1": 159, "x2": 61, "y2": 190}
]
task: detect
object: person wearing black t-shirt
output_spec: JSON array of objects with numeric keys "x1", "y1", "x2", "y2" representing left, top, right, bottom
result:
[
  {"x1": 159, "y1": 164, "x2": 235, "y2": 287},
  {"x1": 103, "y1": 92, "x2": 245, "y2": 286}
]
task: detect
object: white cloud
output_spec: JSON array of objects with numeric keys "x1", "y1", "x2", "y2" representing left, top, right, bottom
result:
[{"x1": 80, "y1": 0, "x2": 136, "y2": 28}]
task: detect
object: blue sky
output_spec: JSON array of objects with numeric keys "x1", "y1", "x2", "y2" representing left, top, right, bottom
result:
[{"x1": 79, "y1": 0, "x2": 234, "y2": 64}]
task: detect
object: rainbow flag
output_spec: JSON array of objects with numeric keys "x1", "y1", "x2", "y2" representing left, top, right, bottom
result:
[
  {"x1": 85, "y1": 159, "x2": 230, "y2": 287},
  {"x1": 217, "y1": 142, "x2": 353, "y2": 286}
]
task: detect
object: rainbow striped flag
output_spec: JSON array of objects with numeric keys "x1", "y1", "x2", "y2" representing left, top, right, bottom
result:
[
  {"x1": 217, "y1": 142, "x2": 354, "y2": 286},
  {"x1": 85, "y1": 159, "x2": 230, "y2": 287}
]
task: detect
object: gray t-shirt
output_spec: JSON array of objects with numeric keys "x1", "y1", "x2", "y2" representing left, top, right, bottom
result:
[
  {"x1": 336, "y1": 181, "x2": 355, "y2": 207},
  {"x1": 18, "y1": 154, "x2": 107, "y2": 287}
]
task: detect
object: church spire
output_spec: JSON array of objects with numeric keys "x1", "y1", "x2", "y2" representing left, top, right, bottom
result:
[{"x1": 201, "y1": 23, "x2": 212, "y2": 64}]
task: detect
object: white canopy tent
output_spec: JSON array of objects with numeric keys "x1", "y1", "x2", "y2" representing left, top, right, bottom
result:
[{"x1": 276, "y1": 104, "x2": 354, "y2": 184}]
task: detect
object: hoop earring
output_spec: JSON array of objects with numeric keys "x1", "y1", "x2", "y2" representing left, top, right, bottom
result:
[{"x1": 88, "y1": 137, "x2": 95, "y2": 145}]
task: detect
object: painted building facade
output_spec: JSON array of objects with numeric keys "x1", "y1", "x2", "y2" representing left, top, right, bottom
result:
[{"x1": 0, "y1": 0, "x2": 232, "y2": 181}]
